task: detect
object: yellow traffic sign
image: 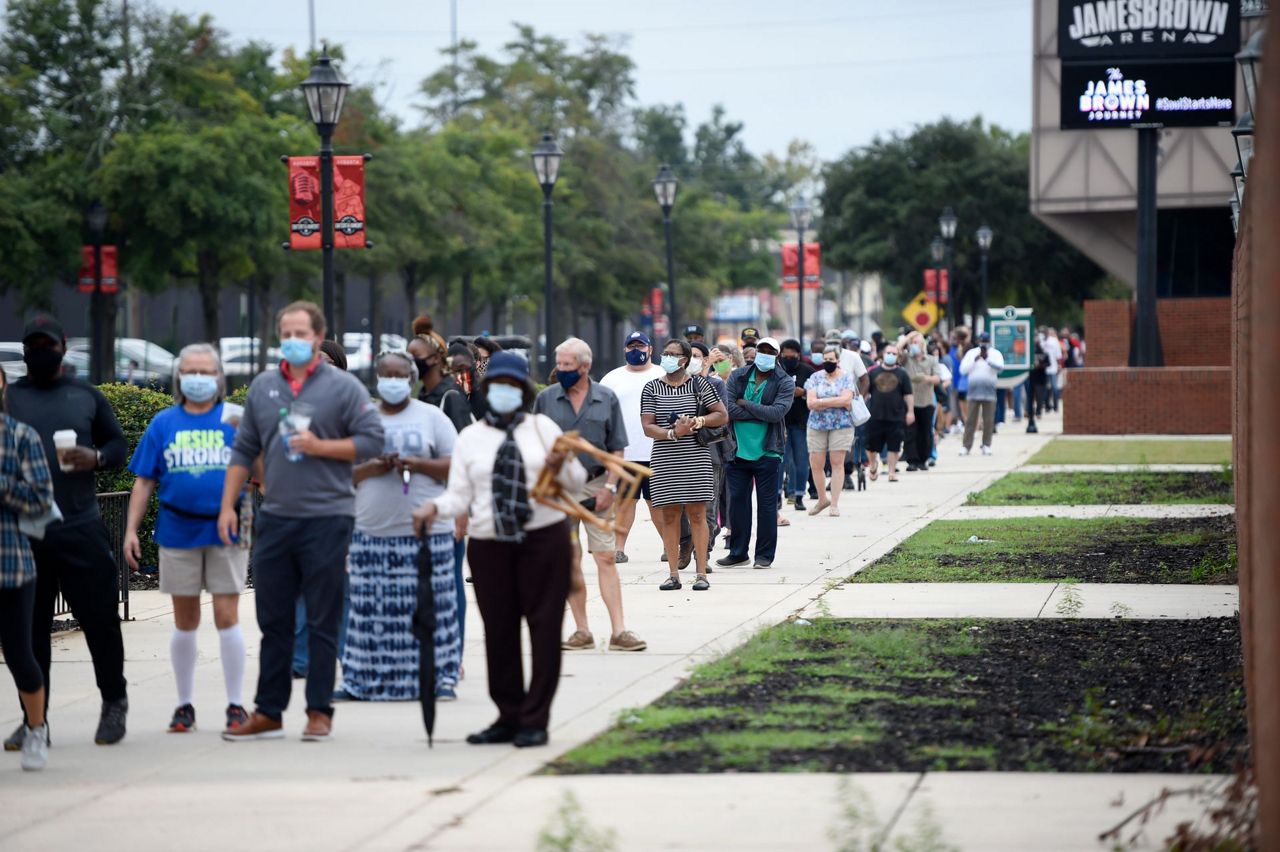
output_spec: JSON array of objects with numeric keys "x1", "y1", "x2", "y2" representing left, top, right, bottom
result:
[{"x1": 901, "y1": 292, "x2": 939, "y2": 333}]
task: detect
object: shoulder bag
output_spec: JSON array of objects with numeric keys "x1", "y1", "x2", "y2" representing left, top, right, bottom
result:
[{"x1": 692, "y1": 376, "x2": 729, "y2": 447}]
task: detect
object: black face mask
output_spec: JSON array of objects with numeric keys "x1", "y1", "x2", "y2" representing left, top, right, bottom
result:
[
  {"x1": 414, "y1": 357, "x2": 433, "y2": 377},
  {"x1": 780, "y1": 356, "x2": 800, "y2": 373},
  {"x1": 822, "y1": 361, "x2": 838, "y2": 373},
  {"x1": 24, "y1": 348, "x2": 63, "y2": 382}
]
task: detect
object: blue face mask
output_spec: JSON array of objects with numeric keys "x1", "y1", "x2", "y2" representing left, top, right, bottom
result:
[
  {"x1": 487, "y1": 383, "x2": 524, "y2": 415},
  {"x1": 556, "y1": 369, "x2": 583, "y2": 391},
  {"x1": 179, "y1": 374, "x2": 218, "y2": 403},
  {"x1": 624, "y1": 348, "x2": 649, "y2": 366},
  {"x1": 909, "y1": 344, "x2": 921, "y2": 356},
  {"x1": 884, "y1": 353, "x2": 898, "y2": 366},
  {"x1": 377, "y1": 377, "x2": 411, "y2": 405},
  {"x1": 754, "y1": 353, "x2": 777, "y2": 372},
  {"x1": 660, "y1": 355, "x2": 683, "y2": 374},
  {"x1": 280, "y1": 338, "x2": 314, "y2": 366}
]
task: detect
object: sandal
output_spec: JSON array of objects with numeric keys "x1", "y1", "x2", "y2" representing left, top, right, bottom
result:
[
  {"x1": 887, "y1": 474, "x2": 899, "y2": 482},
  {"x1": 692, "y1": 574, "x2": 710, "y2": 591},
  {"x1": 777, "y1": 515, "x2": 791, "y2": 527},
  {"x1": 658, "y1": 575, "x2": 682, "y2": 591},
  {"x1": 808, "y1": 498, "x2": 831, "y2": 516},
  {"x1": 829, "y1": 507, "x2": 841, "y2": 517},
  {"x1": 868, "y1": 467, "x2": 879, "y2": 482}
]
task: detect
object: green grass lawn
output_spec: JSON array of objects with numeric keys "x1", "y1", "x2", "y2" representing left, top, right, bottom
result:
[
  {"x1": 1027, "y1": 438, "x2": 1232, "y2": 466},
  {"x1": 966, "y1": 471, "x2": 1234, "y2": 506},
  {"x1": 849, "y1": 516, "x2": 1235, "y2": 583}
]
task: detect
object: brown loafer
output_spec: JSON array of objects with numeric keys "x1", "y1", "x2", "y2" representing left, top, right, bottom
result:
[
  {"x1": 221, "y1": 712, "x2": 284, "y2": 742},
  {"x1": 301, "y1": 710, "x2": 332, "y2": 742}
]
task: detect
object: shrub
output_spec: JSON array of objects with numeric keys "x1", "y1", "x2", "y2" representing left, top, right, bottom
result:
[{"x1": 97, "y1": 382, "x2": 174, "y2": 572}]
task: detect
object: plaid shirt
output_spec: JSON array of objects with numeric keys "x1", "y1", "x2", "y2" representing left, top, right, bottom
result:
[{"x1": 0, "y1": 415, "x2": 54, "y2": 589}]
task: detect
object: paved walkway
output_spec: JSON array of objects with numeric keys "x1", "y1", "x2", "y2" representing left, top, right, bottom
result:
[{"x1": 0, "y1": 413, "x2": 1232, "y2": 851}]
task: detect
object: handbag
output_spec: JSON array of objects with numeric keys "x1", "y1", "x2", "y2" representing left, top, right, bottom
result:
[
  {"x1": 851, "y1": 394, "x2": 871, "y2": 427},
  {"x1": 692, "y1": 376, "x2": 729, "y2": 447}
]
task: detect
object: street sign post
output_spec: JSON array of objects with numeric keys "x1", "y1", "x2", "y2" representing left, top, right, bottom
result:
[{"x1": 901, "y1": 292, "x2": 939, "y2": 334}]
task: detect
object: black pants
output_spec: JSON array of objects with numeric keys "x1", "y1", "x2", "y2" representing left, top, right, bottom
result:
[
  {"x1": 468, "y1": 521, "x2": 571, "y2": 731},
  {"x1": 1, "y1": 580, "x2": 42, "y2": 694},
  {"x1": 26, "y1": 520, "x2": 127, "y2": 716},
  {"x1": 252, "y1": 512, "x2": 354, "y2": 720},
  {"x1": 906, "y1": 405, "x2": 935, "y2": 466},
  {"x1": 727, "y1": 456, "x2": 780, "y2": 562}
]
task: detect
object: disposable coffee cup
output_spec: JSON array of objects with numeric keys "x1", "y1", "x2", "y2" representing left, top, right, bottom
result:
[{"x1": 53, "y1": 430, "x2": 77, "y2": 472}]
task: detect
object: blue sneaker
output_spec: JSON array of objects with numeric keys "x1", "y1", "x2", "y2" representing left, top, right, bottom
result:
[{"x1": 436, "y1": 685, "x2": 458, "y2": 702}]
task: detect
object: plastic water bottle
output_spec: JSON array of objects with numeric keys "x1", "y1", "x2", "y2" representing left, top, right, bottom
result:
[{"x1": 278, "y1": 408, "x2": 303, "y2": 462}]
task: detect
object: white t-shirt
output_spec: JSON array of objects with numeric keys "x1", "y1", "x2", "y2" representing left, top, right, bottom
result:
[
  {"x1": 355, "y1": 400, "x2": 457, "y2": 538},
  {"x1": 839, "y1": 349, "x2": 868, "y2": 381},
  {"x1": 600, "y1": 363, "x2": 664, "y2": 463},
  {"x1": 1041, "y1": 335, "x2": 1062, "y2": 374}
]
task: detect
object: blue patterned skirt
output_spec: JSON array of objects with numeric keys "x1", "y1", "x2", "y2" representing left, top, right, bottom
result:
[{"x1": 340, "y1": 530, "x2": 461, "y2": 700}]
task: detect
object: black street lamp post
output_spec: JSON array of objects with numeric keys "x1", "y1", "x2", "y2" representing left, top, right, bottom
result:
[
  {"x1": 531, "y1": 131, "x2": 563, "y2": 376},
  {"x1": 975, "y1": 224, "x2": 993, "y2": 334},
  {"x1": 790, "y1": 199, "x2": 812, "y2": 340},
  {"x1": 87, "y1": 201, "x2": 109, "y2": 384},
  {"x1": 930, "y1": 236, "x2": 946, "y2": 329},
  {"x1": 653, "y1": 164, "x2": 679, "y2": 337},
  {"x1": 938, "y1": 206, "x2": 958, "y2": 326},
  {"x1": 299, "y1": 48, "x2": 350, "y2": 340}
]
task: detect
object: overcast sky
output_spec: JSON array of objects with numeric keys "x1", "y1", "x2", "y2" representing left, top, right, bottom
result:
[{"x1": 156, "y1": 0, "x2": 1032, "y2": 163}]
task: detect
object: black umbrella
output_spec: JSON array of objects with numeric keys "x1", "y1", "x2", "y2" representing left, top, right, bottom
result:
[{"x1": 411, "y1": 540, "x2": 438, "y2": 747}]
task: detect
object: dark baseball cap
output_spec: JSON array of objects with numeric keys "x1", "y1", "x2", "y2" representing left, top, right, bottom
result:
[
  {"x1": 977, "y1": 331, "x2": 992, "y2": 343},
  {"x1": 682, "y1": 324, "x2": 704, "y2": 337},
  {"x1": 625, "y1": 331, "x2": 651, "y2": 347},
  {"x1": 484, "y1": 351, "x2": 530, "y2": 383},
  {"x1": 23, "y1": 314, "x2": 64, "y2": 344},
  {"x1": 740, "y1": 327, "x2": 760, "y2": 342}
]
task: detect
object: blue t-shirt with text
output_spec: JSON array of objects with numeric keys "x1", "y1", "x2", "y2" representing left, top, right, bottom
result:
[{"x1": 128, "y1": 404, "x2": 236, "y2": 549}]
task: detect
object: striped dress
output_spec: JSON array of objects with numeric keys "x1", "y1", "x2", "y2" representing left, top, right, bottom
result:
[{"x1": 641, "y1": 375, "x2": 720, "y2": 507}]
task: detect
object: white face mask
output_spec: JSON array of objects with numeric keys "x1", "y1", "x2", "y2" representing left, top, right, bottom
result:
[{"x1": 688, "y1": 358, "x2": 704, "y2": 375}]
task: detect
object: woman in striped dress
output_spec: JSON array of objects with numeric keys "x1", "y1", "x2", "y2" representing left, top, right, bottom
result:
[{"x1": 641, "y1": 339, "x2": 728, "y2": 592}]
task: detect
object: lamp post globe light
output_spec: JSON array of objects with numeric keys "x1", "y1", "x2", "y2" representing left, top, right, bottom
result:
[
  {"x1": 790, "y1": 198, "x2": 812, "y2": 341},
  {"x1": 531, "y1": 131, "x2": 563, "y2": 375},
  {"x1": 653, "y1": 164, "x2": 679, "y2": 335},
  {"x1": 975, "y1": 224, "x2": 993, "y2": 333},
  {"x1": 299, "y1": 47, "x2": 350, "y2": 339},
  {"x1": 87, "y1": 200, "x2": 109, "y2": 384},
  {"x1": 937, "y1": 206, "x2": 958, "y2": 326}
]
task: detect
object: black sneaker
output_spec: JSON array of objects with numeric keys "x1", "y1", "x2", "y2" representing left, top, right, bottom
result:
[
  {"x1": 843, "y1": 476, "x2": 856, "y2": 491},
  {"x1": 716, "y1": 555, "x2": 750, "y2": 568},
  {"x1": 168, "y1": 704, "x2": 196, "y2": 734},
  {"x1": 95, "y1": 698, "x2": 128, "y2": 745},
  {"x1": 225, "y1": 704, "x2": 251, "y2": 731},
  {"x1": 794, "y1": 495, "x2": 806, "y2": 511},
  {"x1": 4, "y1": 722, "x2": 26, "y2": 752}
]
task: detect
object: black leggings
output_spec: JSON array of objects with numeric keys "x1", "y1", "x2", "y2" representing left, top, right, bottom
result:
[{"x1": 0, "y1": 581, "x2": 43, "y2": 694}]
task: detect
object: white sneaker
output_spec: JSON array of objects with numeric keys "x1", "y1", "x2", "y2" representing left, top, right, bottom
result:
[
  {"x1": 958, "y1": 448, "x2": 970, "y2": 457},
  {"x1": 981, "y1": 445, "x2": 992, "y2": 456},
  {"x1": 21, "y1": 724, "x2": 48, "y2": 771}
]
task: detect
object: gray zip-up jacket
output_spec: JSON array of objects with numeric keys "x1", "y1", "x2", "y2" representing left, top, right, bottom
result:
[{"x1": 230, "y1": 360, "x2": 384, "y2": 518}]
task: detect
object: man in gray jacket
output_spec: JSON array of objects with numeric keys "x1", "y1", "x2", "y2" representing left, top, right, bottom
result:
[{"x1": 218, "y1": 301, "x2": 383, "y2": 742}]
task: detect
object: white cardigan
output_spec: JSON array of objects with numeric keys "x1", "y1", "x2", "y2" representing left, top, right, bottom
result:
[{"x1": 431, "y1": 413, "x2": 587, "y2": 540}]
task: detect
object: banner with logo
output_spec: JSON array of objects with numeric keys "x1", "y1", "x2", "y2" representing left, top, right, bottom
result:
[
  {"x1": 1060, "y1": 59, "x2": 1235, "y2": 129},
  {"x1": 1058, "y1": 0, "x2": 1239, "y2": 59},
  {"x1": 78, "y1": 245, "x2": 120, "y2": 294},
  {"x1": 923, "y1": 268, "x2": 949, "y2": 305},
  {"x1": 781, "y1": 243, "x2": 822, "y2": 290},
  {"x1": 288, "y1": 156, "x2": 367, "y2": 250}
]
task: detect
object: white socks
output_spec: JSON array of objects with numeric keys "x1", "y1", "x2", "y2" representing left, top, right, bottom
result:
[
  {"x1": 170, "y1": 629, "x2": 198, "y2": 706},
  {"x1": 218, "y1": 625, "x2": 246, "y2": 707},
  {"x1": 170, "y1": 625, "x2": 247, "y2": 708}
]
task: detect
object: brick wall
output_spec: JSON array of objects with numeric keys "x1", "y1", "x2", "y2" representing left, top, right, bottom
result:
[
  {"x1": 1062, "y1": 366, "x2": 1232, "y2": 434},
  {"x1": 1082, "y1": 298, "x2": 1231, "y2": 368}
]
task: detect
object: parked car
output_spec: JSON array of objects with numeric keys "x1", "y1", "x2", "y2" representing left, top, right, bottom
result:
[
  {"x1": 219, "y1": 338, "x2": 280, "y2": 378},
  {"x1": 66, "y1": 338, "x2": 177, "y2": 390},
  {"x1": 0, "y1": 343, "x2": 27, "y2": 382}
]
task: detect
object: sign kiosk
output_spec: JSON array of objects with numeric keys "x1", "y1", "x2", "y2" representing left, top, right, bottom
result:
[{"x1": 986, "y1": 305, "x2": 1038, "y2": 432}]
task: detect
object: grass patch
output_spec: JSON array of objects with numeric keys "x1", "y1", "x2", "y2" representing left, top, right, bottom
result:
[
  {"x1": 850, "y1": 516, "x2": 1236, "y2": 584},
  {"x1": 966, "y1": 471, "x2": 1233, "y2": 506},
  {"x1": 1027, "y1": 438, "x2": 1231, "y2": 465}
]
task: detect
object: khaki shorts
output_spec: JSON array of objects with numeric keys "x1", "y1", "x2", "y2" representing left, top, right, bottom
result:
[
  {"x1": 807, "y1": 427, "x2": 854, "y2": 454},
  {"x1": 159, "y1": 546, "x2": 249, "y2": 596},
  {"x1": 572, "y1": 474, "x2": 616, "y2": 555}
]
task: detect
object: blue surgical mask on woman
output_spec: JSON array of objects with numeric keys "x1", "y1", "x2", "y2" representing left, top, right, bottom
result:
[
  {"x1": 884, "y1": 352, "x2": 899, "y2": 366},
  {"x1": 377, "y1": 377, "x2": 411, "y2": 405},
  {"x1": 280, "y1": 338, "x2": 314, "y2": 366},
  {"x1": 660, "y1": 355, "x2": 683, "y2": 374},
  {"x1": 487, "y1": 383, "x2": 524, "y2": 415},
  {"x1": 624, "y1": 349, "x2": 649, "y2": 366},
  {"x1": 754, "y1": 352, "x2": 777, "y2": 372},
  {"x1": 179, "y1": 374, "x2": 219, "y2": 403}
]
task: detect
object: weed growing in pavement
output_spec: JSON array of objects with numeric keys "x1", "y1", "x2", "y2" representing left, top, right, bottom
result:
[
  {"x1": 536, "y1": 791, "x2": 617, "y2": 852},
  {"x1": 829, "y1": 779, "x2": 958, "y2": 852},
  {"x1": 1110, "y1": 601, "x2": 1134, "y2": 618},
  {"x1": 816, "y1": 596, "x2": 834, "y2": 618},
  {"x1": 1056, "y1": 583, "x2": 1084, "y2": 618}
]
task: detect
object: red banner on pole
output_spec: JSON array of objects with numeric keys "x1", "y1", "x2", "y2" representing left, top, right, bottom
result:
[
  {"x1": 78, "y1": 245, "x2": 120, "y2": 294},
  {"x1": 781, "y1": 243, "x2": 822, "y2": 290},
  {"x1": 289, "y1": 156, "x2": 367, "y2": 250},
  {"x1": 923, "y1": 268, "x2": 949, "y2": 305}
]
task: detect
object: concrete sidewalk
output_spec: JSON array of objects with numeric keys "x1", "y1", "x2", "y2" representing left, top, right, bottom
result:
[{"x1": 0, "y1": 418, "x2": 1227, "y2": 851}]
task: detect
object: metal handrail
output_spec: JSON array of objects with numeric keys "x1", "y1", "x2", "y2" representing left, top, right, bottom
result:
[{"x1": 51, "y1": 491, "x2": 131, "y2": 624}]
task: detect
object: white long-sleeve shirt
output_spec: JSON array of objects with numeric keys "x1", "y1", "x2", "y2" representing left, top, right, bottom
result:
[
  {"x1": 959, "y1": 346, "x2": 1005, "y2": 402},
  {"x1": 431, "y1": 413, "x2": 587, "y2": 540}
]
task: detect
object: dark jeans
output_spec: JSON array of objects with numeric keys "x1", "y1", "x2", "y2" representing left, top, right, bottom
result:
[
  {"x1": 453, "y1": 536, "x2": 467, "y2": 647},
  {"x1": 27, "y1": 520, "x2": 127, "y2": 715},
  {"x1": 727, "y1": 455, "x2": 781, "y2": 562},
  {"x1": 782, "y1": 424, "x2": 809, "y2": 497},
  {"x1": 252, "y1": 512, "x2": 355, "y2": 720},
  {"x1": 1, "y1": 580, "x2": 42, "y2": 694},
  {"x1": 468, "y1": 521, "x2": 571, "y2": 731},
  {"x1": 906, "y1": 405, "x2": 935, "y2": 466},
  {"x1": 292, "y1": 577, "x2": 350, "y2": 677}
]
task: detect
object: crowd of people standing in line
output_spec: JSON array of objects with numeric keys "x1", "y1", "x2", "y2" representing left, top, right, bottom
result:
[{"x1": 0, "y1": 305, "x2": 1084, "y2": 768}]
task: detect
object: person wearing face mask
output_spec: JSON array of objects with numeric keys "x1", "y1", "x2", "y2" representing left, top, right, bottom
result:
[
  {"x1": 901, "y1": 332, "x2": 943, "y2": 473},
  {"x1": 864, "y1": 344, "x2": 915, "y2": 483},
  {"x1": 218, "y1": 301, "x2": 384, "y2": 743},
  {"x1": 123, "y1": 344, "x2": 250, "y2": 736},
  {"x1": 412, "y1": 351, "x2": 586, "y2": 748},
  {"x1": 690, "y1": 341, "x2": 733, "y2": 549},
  {"x1": 600, "y1": 332, "x2": 668, "y2": 565},
  {"x1": 718, "y1": 337, "x2": 794, "y2": 570},
  {"x1": 959, "y1": 331, "x2": 1005, "y2": 457},
  {"x1": 409, "y1": 334, "x2": 473, "y2": 434},
  {"x1": 535, "y1": 338, "x2": 645, "y2": 653},
  {"x1": 805, "y1": 345, "x2": 856, "y2": 515},
  {"x1": 4, "y1": 314, "x2": 130, "y2": 750},
  {"x1": 337, "y1": 351, "x2": 461, "y2": 702},
  {"x1": 641, "y1": 339, "x2": 728, "y2": 591},
  {"x1": 778, "y1": 339, "x2": 814, "y2": 512}
]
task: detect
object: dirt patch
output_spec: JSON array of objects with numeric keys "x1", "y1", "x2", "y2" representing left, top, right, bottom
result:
[{"x1": 550, "y1": 618, "x2": 1246, "y2": 775}]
